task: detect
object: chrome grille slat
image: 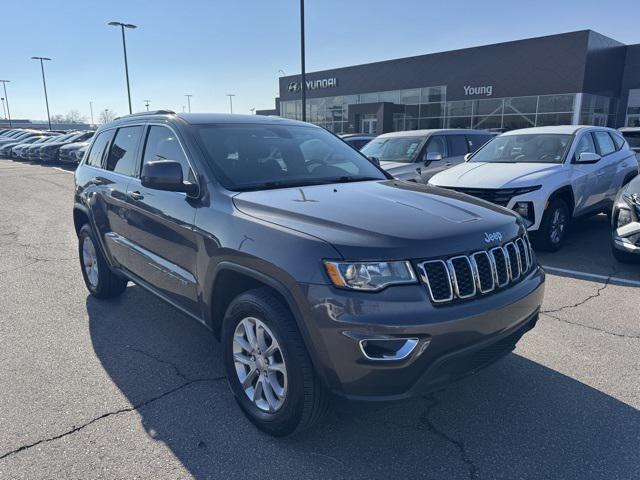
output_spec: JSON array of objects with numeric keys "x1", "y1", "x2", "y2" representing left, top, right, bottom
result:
[{"x1": 418, "y1": 234, "x2": 533, "y2": 304}]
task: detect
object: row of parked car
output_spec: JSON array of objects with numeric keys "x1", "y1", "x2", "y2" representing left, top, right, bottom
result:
[
  {"x1": 343, "y1": 125, "x2": 640, "y2": 260},
  {"x1": 0, "y1": 128, "x2": 94, "y2": 164}
]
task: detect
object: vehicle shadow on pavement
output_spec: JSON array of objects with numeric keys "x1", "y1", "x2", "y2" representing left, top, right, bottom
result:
[
  {"x1": 87, "y1": 286, "x2": 640, "y2": 480},
  {"x1": 535, "y1": 214, "x2": 640, "y2": 284}
]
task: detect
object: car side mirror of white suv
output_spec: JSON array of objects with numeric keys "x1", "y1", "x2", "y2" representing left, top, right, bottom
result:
[{"x1": 575, "y1": 152, "x2": 601, "y2": 163}]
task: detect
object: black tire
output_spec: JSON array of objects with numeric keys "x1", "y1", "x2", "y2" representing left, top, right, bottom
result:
[
  {"x1": 222, "y1": 287, "x2": 329, "y2": 436},
  {"x1": 533, "y1": 197, "x2": 570, "y2": 252},
  {"x1": 78, "y1": 224, "x2": 128, "y2": 299}
]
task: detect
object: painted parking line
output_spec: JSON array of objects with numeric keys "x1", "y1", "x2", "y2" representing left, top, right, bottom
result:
[
  {"x1": 53, "y1": 167, "x2": 74, "y2": 174},
  {"x1": 541, "y1": 265, "x2": 640, "y2": 287}
]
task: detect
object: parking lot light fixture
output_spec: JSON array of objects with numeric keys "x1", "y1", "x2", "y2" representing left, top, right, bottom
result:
[
  {"x1": 30, "y1": 58, "x2": 52, "y2": 130},
  {"x1": 108, "y1": 21, "x2": 137, "y2": 114},
  {"x1": 226, "y1": 94, "x2": 235, "y2": 114},
  {"x1": 0, "y1": 80, "x2": 11, "y2": 126},
  {"x1": 144, "y1": 99, "x2": 150, "y2": 111}
]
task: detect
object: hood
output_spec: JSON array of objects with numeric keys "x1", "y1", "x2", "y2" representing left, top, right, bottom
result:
[
  {"x1": 429, "y1": 162, "x2": 563, "y2": 188},
  {"x1": 233, "y1": 180, "x2": 522, "y2": 260}
]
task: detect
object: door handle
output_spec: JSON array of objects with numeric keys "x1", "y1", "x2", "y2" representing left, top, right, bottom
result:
[
  {"x1": 129, "y1": 191, "x2": 144, "y2": 200},
  {"x1": 90, "y1": 177, "x2": 105, "y2": 186}
]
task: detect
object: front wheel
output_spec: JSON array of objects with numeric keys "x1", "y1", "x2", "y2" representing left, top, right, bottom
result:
[
  {"x1": 533, "y1": 198, "x2": 570, "y2": 252},
  {"x1": 222, "y1": 288, "x2": 329, "y2": 436}
]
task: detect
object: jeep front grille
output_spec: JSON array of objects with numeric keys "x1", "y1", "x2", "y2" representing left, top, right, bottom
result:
[{"x1": 417, "y1": 234, "x2": 534, "y2": 304}]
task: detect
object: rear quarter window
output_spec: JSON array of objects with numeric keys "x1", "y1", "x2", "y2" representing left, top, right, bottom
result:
[{"x1": 86, "y1": 130, "x2": 115, "y2": 168}]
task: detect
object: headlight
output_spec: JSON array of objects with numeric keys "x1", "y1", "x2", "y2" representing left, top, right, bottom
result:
[
  {"x1": 324, "y1": 260, "x2": 417, "y2": 291},
  {"x1": 617, "y1": 208, "x2": 633, "y2": 228}
]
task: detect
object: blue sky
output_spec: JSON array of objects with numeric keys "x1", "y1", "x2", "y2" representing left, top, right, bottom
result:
[{"x1": 2, "y1": 0, "x2": 639, "y2": 121}]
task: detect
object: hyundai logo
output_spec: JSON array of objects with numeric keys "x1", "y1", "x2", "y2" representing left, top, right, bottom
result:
[
  {"x1": 484, "y1": 231, "x2": 503, "y2": 244},
  {"x1": 287, "y1": 82, "x2": 300, "y2": 93}
]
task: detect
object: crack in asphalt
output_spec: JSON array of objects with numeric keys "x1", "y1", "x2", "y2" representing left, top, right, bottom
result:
[
  {"x1": 0, "y1": 346, "x2": 225, "y2": 462},
  {"x1": 418, "y1": 394, "x2": 480, "y2": 480},
  {"x1": 541, "y1": 269, "x2": 615, "y2": 315},
  {"x1": 541, "y1": 312, "x2": 640, "y2": 339}
]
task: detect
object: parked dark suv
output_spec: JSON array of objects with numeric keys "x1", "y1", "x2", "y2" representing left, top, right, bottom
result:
[{"x1": 74, "y1": 111, "x2": 545, "y2": 436}]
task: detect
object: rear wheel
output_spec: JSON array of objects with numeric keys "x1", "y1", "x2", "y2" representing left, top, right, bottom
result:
[
  {"x1": 78, "y1": 224, "x2": 128, "y2": 298},
  {"x1": 534, "y1": 198, "x2": 570, "y2": 252},
  {"x1": 222, "y1": 287, "x2": 329, "y2": 436}
]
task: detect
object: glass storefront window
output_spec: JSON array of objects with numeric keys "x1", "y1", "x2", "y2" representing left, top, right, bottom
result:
[
  {"x1": 537, "y1": 94, "x2": 575, "y2": 113},
  {"x1": 472, "y1": 115, "x2": 502, "y2": 129},
  {"x1": 474, "y1": 98, "x2": 504, "y2": 116},
  {"x1": 445, "y1": 116, "x2": 472, "y2": 129},
  {"x1": 420, "y1": 103, "x2": 444, "y2": 117},
  {"x1": 421, "y1": 86, "x2": 446, "y2": 103},
  {"x1": 419, "y1": 118, "x2": 444, "y2": 129},
  {"x1": 504, "y1": 96, "x2": 538, "y2": 114},
  {"x1": 503, "y1": 114, "x2": 536, "y2": 130},
  {"x1": 536, "y1": 113, "x2": 573, "y2": 126},
  {"x1": 446, "y1": 101, "x2": 473, "y2": 117},
  {"x1": 378, "y1": 90, "x2": 400, "y2": 103},
  {"x1": 359, "y1": 92, "x2": 378, "y2": 104},
  {"x1": 400, "y1": 89, "x2": 421, "y2": 105}
]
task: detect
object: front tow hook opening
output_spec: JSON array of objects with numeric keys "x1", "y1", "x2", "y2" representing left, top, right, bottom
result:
[{"x1": 359, "y1": 338, "x2": 424, "y2": 361}]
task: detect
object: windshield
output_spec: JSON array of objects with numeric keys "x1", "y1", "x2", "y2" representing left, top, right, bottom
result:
[
  {"x1": 361, "y1": 136, "x2": 425, "y2": 163},
  {"x1": 470, "y1": 134, "x2": 572, "y2": 164},
  {"x1": 622, "y1": 131, "x2": 640, "y2": 149},
  {"x1": 195, "y1": 124, "x2": 386, "y2": 191}
]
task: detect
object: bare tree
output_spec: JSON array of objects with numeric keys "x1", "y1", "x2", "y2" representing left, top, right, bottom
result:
[
  {"x1": 63, "y1": 110, "x2": 87, "y2": 123},
  {"x1": 50, "y1": 114, "x2": 65, "y2": 123},
  {"x1": 98, "y1": 109, "x2": 117, "y2": 124}
]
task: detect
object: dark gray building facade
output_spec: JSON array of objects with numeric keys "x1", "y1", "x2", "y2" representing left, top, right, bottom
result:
[{"x1": 264, "y1": 30, "x2": 640, "y2": 134}]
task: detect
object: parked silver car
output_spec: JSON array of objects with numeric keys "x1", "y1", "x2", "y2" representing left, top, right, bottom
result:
[{"x1": 361, "y1": 129, "x2": 494, "y2": 182}]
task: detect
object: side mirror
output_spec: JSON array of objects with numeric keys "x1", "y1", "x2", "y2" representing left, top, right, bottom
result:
[
  {"x1": 575, "y1": 152, "x2": 601, "y2": 163},
  {"x1": 464, "y1": 153, "x2": 472, "y2": 162},
  {"x1": 367, "y1": 156, "x2": 381, "y2": 167},
  {"x1": 425, "y1": 152, "x2": 443, "y2": 163},
  {"x1": 141, "y1": 160, "x2": 198, "y2": 195}
]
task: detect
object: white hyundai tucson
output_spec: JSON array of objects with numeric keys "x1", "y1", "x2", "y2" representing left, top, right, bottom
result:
[{"x1": 429, "y1": 126, "x2": 639, "y2": 251}]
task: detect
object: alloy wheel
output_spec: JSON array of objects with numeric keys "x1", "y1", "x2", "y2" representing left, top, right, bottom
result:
[
  {"x1": 82, "y1": 235, "x2": 99, "y2": 288},
  {"x1": 232, "y1": 317, "x2": 287, "y2": 413},
  {"x1": 550, "y1": 208, "x2": 566, "y2": 244}
]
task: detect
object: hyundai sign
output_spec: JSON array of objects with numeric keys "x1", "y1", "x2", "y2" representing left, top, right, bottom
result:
[{"x1": 288, "y1": 78, "x2": 338, "y2": 93}]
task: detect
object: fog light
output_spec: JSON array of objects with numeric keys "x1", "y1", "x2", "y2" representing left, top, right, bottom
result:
[
  {"x1": 513, "y1": 202, "x2": 534, "y2": 226},
  {"x1": 618, "y1": 208, "x2": 633, "y2": 228},
  {"x1": 359, "y1": 338, "x2": 421, "y2": 361}
]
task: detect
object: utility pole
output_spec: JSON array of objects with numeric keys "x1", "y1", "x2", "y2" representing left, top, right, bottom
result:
[
  {"x1": 0, "y1": 80, "x2": 11, "y2": 127},
  {"x1": 31, "y1": 57, "x2": 52, "y2": 130},
  {"x1": 89, "y1": 101, "x2": 94, "y2": 125},
  {"x1": 108, "y1": 21, "x2": 137, "y2": 114},
  {"x1": 300, "y1": 0, "x2": 306, "y2": 122},
  {"x1": 184, "y1": 94, "x2": 192, "y2": 112},
  {"x1": 226, "y1": 94, "x2": 235, "y2": 114}
]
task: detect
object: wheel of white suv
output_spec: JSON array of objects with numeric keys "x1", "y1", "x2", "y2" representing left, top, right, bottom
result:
[
  {"x1": 534, "y1": 198, "x2": 570, "y2": 252},
  {"x1": 78, "y1": 224, "x2": 128, "y2": 299},
  {"x1": 222, "y1": 287, "x2": 329, "y2": 436}
]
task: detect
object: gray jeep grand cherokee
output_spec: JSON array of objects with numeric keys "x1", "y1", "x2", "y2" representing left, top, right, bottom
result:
[{"x1": 73, "y1": 111, "x2": 545, "y2": 436}]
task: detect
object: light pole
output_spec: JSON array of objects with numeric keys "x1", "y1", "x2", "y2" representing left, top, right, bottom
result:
[
  {"x1": 250, "y1": 107, "x2": 255, "y2": 114},
  {"x1": 89, "y1": 101, "x2": 94, "y2": 125},
  {"x1": 299, "y1": 0, "x2": 306, "y2": 122},
  {"x1": 144, "y1": 99, "x2": 150, "y2": 111},
  {"x1": 0, "y1": 80, "x2": 10, "y2": 126},
  {"x1": 226, "y1": 94, "x2": 235, "y2": 114},
  {"x1": 0, "y1": 97, "x2": 6, "y2": 120},
  {"x1": 31, "y1": 57, "x2": 52, "y2": 130},
  {"x1": 184, "y1": 94, "x2": 192, "y2": 112},
  {"x1": 108, "y1": 21, "x2": 137, "y2": 114}
]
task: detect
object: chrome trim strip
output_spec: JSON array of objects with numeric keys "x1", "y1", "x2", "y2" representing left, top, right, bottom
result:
[
  {"x1": 446, "y1": 256, "x2": 476, "y2": 299},
  {"x1": 417, "y1": 260, "x2": 454, "y2": 303},
  {"x1": 515, "y1": 237, "x2": 529, "y2": 271}
]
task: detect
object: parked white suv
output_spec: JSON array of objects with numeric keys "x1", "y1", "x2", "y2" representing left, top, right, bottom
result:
[{"x1": 428, "y1": 126, "x2": 639, "y2": 251}]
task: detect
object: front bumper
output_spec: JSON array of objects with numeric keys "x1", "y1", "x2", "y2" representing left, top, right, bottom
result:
[{"x1": 301, "y1": 266, "x2": 545, "y2": 400}]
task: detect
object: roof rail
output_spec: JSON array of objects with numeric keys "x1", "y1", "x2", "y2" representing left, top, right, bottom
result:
[{"x1": 114, "y1": 109, "x2": 176, "y2": 120}]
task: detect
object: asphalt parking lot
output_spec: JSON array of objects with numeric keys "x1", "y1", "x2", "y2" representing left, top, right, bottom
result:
[{"x1": 0, "y1": 160, "x2": 638, "y2": 480}]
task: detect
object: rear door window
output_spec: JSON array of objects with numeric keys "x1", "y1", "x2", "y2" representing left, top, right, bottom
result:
[
  {"x1": 105, "y1": 126, "x2": 144, "y2": 176},
  {"x1": 86, "y1": 130, "x2": 115, "y2": 168},
  {"x1": 610, "y1": 132, "x2": 625, "y2": 150},
  {"x1": 593, "y1": 131, "x2": 616, "y2": 156},
  {"x1": 446, "y1": 135, "x2": 469, "y2": 157}
]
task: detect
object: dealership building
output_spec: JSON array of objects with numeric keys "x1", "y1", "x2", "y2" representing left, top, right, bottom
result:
[{"x1": 260, "y1": 30, "x2": 640, "y2": 134}]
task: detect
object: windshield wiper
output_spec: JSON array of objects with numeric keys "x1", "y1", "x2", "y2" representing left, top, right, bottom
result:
[{"x1": 234, "y1": 176, "x2": 382, "y2": 192}]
